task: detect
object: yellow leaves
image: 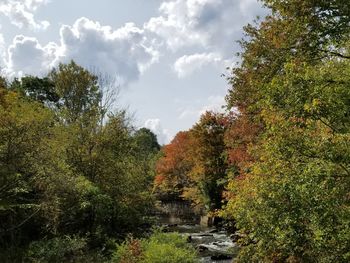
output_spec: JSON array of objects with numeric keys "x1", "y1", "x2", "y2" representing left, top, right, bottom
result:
[
  {"x1": 0, "y1": 90, "x2": 18, "y2": 109},
  {"x1": 311, "y1": 98, "x2": 322, "y2": 109},
  {"x1": 303, "y1": 98, "x2": 322, "y2": 114},
  {"x1": 260, "y1": 108, "x2": 284, "y2": 126}
]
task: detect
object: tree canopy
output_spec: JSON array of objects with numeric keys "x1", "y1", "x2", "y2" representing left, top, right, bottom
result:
[
  {"x1": 0, "y1": 61, "x2": 160, "y2": 262},
  {"x1": 222, "y1": 0, "x2": 350, "y2": 262}
]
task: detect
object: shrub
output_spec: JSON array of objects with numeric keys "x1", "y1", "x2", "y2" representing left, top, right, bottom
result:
[
  {"x1": 112, "y1": 231, "x2": 198, "y2": 263},
  {"x1": 26, "y1": 235, "x2": 87, "y2": 263}
]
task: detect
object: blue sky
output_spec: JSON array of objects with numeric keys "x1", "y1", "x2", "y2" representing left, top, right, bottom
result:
[{"x1": 0, "y1": 0, "x2": 266, "y2": 144}]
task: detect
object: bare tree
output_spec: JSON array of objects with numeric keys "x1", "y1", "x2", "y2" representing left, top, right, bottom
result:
[{"x1": 89, "y1": 67, "x2": 120, "y2": 127}]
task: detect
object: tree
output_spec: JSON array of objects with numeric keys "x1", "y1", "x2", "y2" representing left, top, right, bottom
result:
[
  {"x1": 0, "y1": 63, "x2": 160, "y2": 261},
  {"x1": 10, "y1": 76, "x2": 60, "y2": 107},
  {"x1": 155, "y1": 112, "x2": 234, "y2": 212},
  {"x1": 154, "y1": 131, "x2": 193, "y2": 198},
  {"x1": 223, "y1": 0, "x2": 350, "y2": 261},
  {"x1": 48, "y1": 61, "x2": 102, "y2": 124},
  {"x1": 0, "y1": 77, "x2": 7, "y2": 105},
  {"x1": 133, "y1": 128, "x2": 160, "y2": 158},
  {"x1": 183, "y1": 111, "x2": 232, "y2": 211},
  {"x1": 0, "y1": 91, "x2": 55, "y2": 252}
]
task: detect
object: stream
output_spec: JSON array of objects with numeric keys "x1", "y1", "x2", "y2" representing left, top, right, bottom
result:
[
  {"x1": 155, "y1": 201, "x2": 239, "y2": 262},
  {"x1": 162, "y1": 223, "x2": 239, "y2": 263}
]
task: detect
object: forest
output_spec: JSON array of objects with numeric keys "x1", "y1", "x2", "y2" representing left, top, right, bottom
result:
[{"x1": 1, "y1": 0, "x2": 350, "y2": 262}]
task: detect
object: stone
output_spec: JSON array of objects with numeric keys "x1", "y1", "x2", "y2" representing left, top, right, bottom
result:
[
  {"x1": 211, "y1": 255, "x2": 233, "y2": 260},
  {"x1": 230, "y1": 232, "x2": 245, "y2": 242},
  {"x1": 197, "y1": 245, "x2": 209, "y2": 252}
]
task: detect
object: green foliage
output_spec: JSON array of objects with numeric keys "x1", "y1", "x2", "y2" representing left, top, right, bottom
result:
[
  {"x1": 112, "y1": 231, "x2": 198, "y2": 263},
  {"x1": 226, "y1": 114, "x2": 350, "y2": 262},
  {"x1": 10, "y1": 76, "x2": 59, "y2": 106},
  {"x1": 223, "y1": 0, "x2": 350, "y2": 262},
  {"x1": 48, "y1": 60, "x2": 102, "y2": 123},
  {"x1": 0, "y1": 62, "x2": 160, "y2": 261},
  {"x1": 133, "y1": 128, "x2": 161, "y2": 156},
  {"x1": 26, "y1": 236, "x2": 87, "y2": 263},
  {"x1": 184, "y1": 112, "x2": 232, "y2": 211},
  {"x1": 0, "y1": 91, "x2": 55, "y2": 248}
]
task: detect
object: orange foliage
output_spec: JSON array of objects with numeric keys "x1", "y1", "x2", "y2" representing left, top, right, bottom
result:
[
  {"x1": 225, "y1": 114, "x2": 261, "y2": 168},
  {"x1": 154, "y1": 175, "x2": 165, "y2": 185},
  {"x1": 154, "y1": 131, "x2": 193, "y2": 194}
]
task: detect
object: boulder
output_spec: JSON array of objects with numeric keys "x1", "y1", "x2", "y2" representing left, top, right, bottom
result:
[
  {"x1": 211, "y1": 254, "x2": 233, "y2": 260},
  {"x1": 230, "y1": 232, "x2": 245, "y2": 242},
  {"x1": 197, "y1": 245, "x2": 209, "y2": 252}
]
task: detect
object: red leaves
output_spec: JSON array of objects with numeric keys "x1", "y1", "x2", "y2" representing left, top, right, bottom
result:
[
  {"x1": 154, "y1": 131, "x2": 193, "y2": 192},
  {"x1": 225, "y1": 114, "x2": 261, "y2": 168}
]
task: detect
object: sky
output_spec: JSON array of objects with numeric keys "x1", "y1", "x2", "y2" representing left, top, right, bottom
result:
[{"x1": 0, "y1": 0, "x2": 266, "y2": 144}]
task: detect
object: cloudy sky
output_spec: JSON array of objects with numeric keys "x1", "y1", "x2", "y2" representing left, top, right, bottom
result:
[{"x1": 0, "y1": 0, "x2": 266, "y2": 144}]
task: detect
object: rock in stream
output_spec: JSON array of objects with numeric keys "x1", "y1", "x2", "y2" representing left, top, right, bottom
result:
[{"x1": 164, "y1": 224, "x2": 239, "y2": 263}]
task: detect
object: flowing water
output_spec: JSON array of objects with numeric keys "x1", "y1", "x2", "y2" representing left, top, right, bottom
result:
[
  {"x1": 155, "y1": 201, "x2": 239, "y2": 262},
  {"x1": 163, "y1": 223, "x2": 239, "y2": 263}
]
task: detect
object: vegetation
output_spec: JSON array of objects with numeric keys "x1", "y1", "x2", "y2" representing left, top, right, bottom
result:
[
  {"x1": 155, "y1": 112, "x2": 235, "y2": 213},
  {"x1": 155, "y1": 0, "x2": 350, "y2": 262},
  {"x1": 222, "y1": 0, "x2": 350, "y2": 262},
  {"x1": 112, "y1": 231, "x2": 198, "y2": 263},
  {"x1": 0, "y1": 61, "x2": 160, "y2": 261},
  {"x1": 1, "y1": 0, "x2": 349, "y2": 262}
]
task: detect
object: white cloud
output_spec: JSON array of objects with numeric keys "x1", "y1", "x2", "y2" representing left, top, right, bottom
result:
[
  {"x1": 1, "y1": 0, "x2": 266, "y2": 83},
  {"x1": 24, "y1": 0, "x2": 49, "y2": 11},
  {"x1": 0, "y1": 0, "x2": 49, "y2": 30},
  {"x1": 174, "y1": 52, "x2": 221, "y2": 78},
  {"x1": 4, "y1": 35, "x2": 58, "y2": 77},
  {"x1": 145, "y1": 0, "x2": 265, "y2": 55},
  {"x1": 58, "y1": 18, "x2": 158, "y2": 85},
  {"x1": 3, "y1": 17, "x2": 159, "y2": 85},
  {"x1": 144, "y1": 0, "x2": 265, "y2": 78},
  {"x1": 179, "y1": 95, "x2": 225, "y2": 119},
  {"x1": 144, "y1": 118, "x2": 172, "y2": 145}
]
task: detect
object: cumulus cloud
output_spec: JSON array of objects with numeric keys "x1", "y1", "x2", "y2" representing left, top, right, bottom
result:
[
  {"x1": 24, "y1": 0, "x2": 49, "y2": 11},
  {"x1": 174, "y1": 52, "x2": 222, "y2": 78},
  {"x1": 0, "y1": 34, "x2": 5, "y2": 71},
  {"x1": 1, "y1": 0, "x2": 266, "y2": 81},
  {"x1": 3, "y1": 17, "x2": 158, "y2": 85},
  {"x1": 144, "y1": 118, "x2": 171, "y2": 145},
  {"x1": 144, "y1": 0, "x2": 266, "y2": 78},
  {"x1": 4, "y1": 35, "x2": 58, "y2": 77},
  {"x1": 0, "y1": 0, "x2": 49, "y2": 30},
  {"x1": 58, "y1": 18, "x2": 158, "y2": 84},
  {"x1": 145, "y1": 0, "x2": 265, "y2": 55}
]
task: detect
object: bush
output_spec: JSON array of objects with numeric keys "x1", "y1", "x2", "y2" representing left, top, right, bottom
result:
[
  {"x1": 26, "y1": 235, "x2": 87, "y2": 263},
  {"x1": 112, "y1": 231, "x2": 198, "y2": 263},
  {"x1": 113, "y1": 237, "x2": 143, "y2": 263}
]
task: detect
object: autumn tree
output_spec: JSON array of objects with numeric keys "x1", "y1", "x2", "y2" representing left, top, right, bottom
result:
[
  {"x1": 183, "y1": 111, "x2": 233, "y2": 211},
  {"x1": 155, "y1": 112, "x2": 234, "y2": 212},
  {"x1": 223, "y1": 0, "x2": 350, "y2": 261},
  {"x1": 155, "y1": 131, "x2": 193, "y2": 199}
]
